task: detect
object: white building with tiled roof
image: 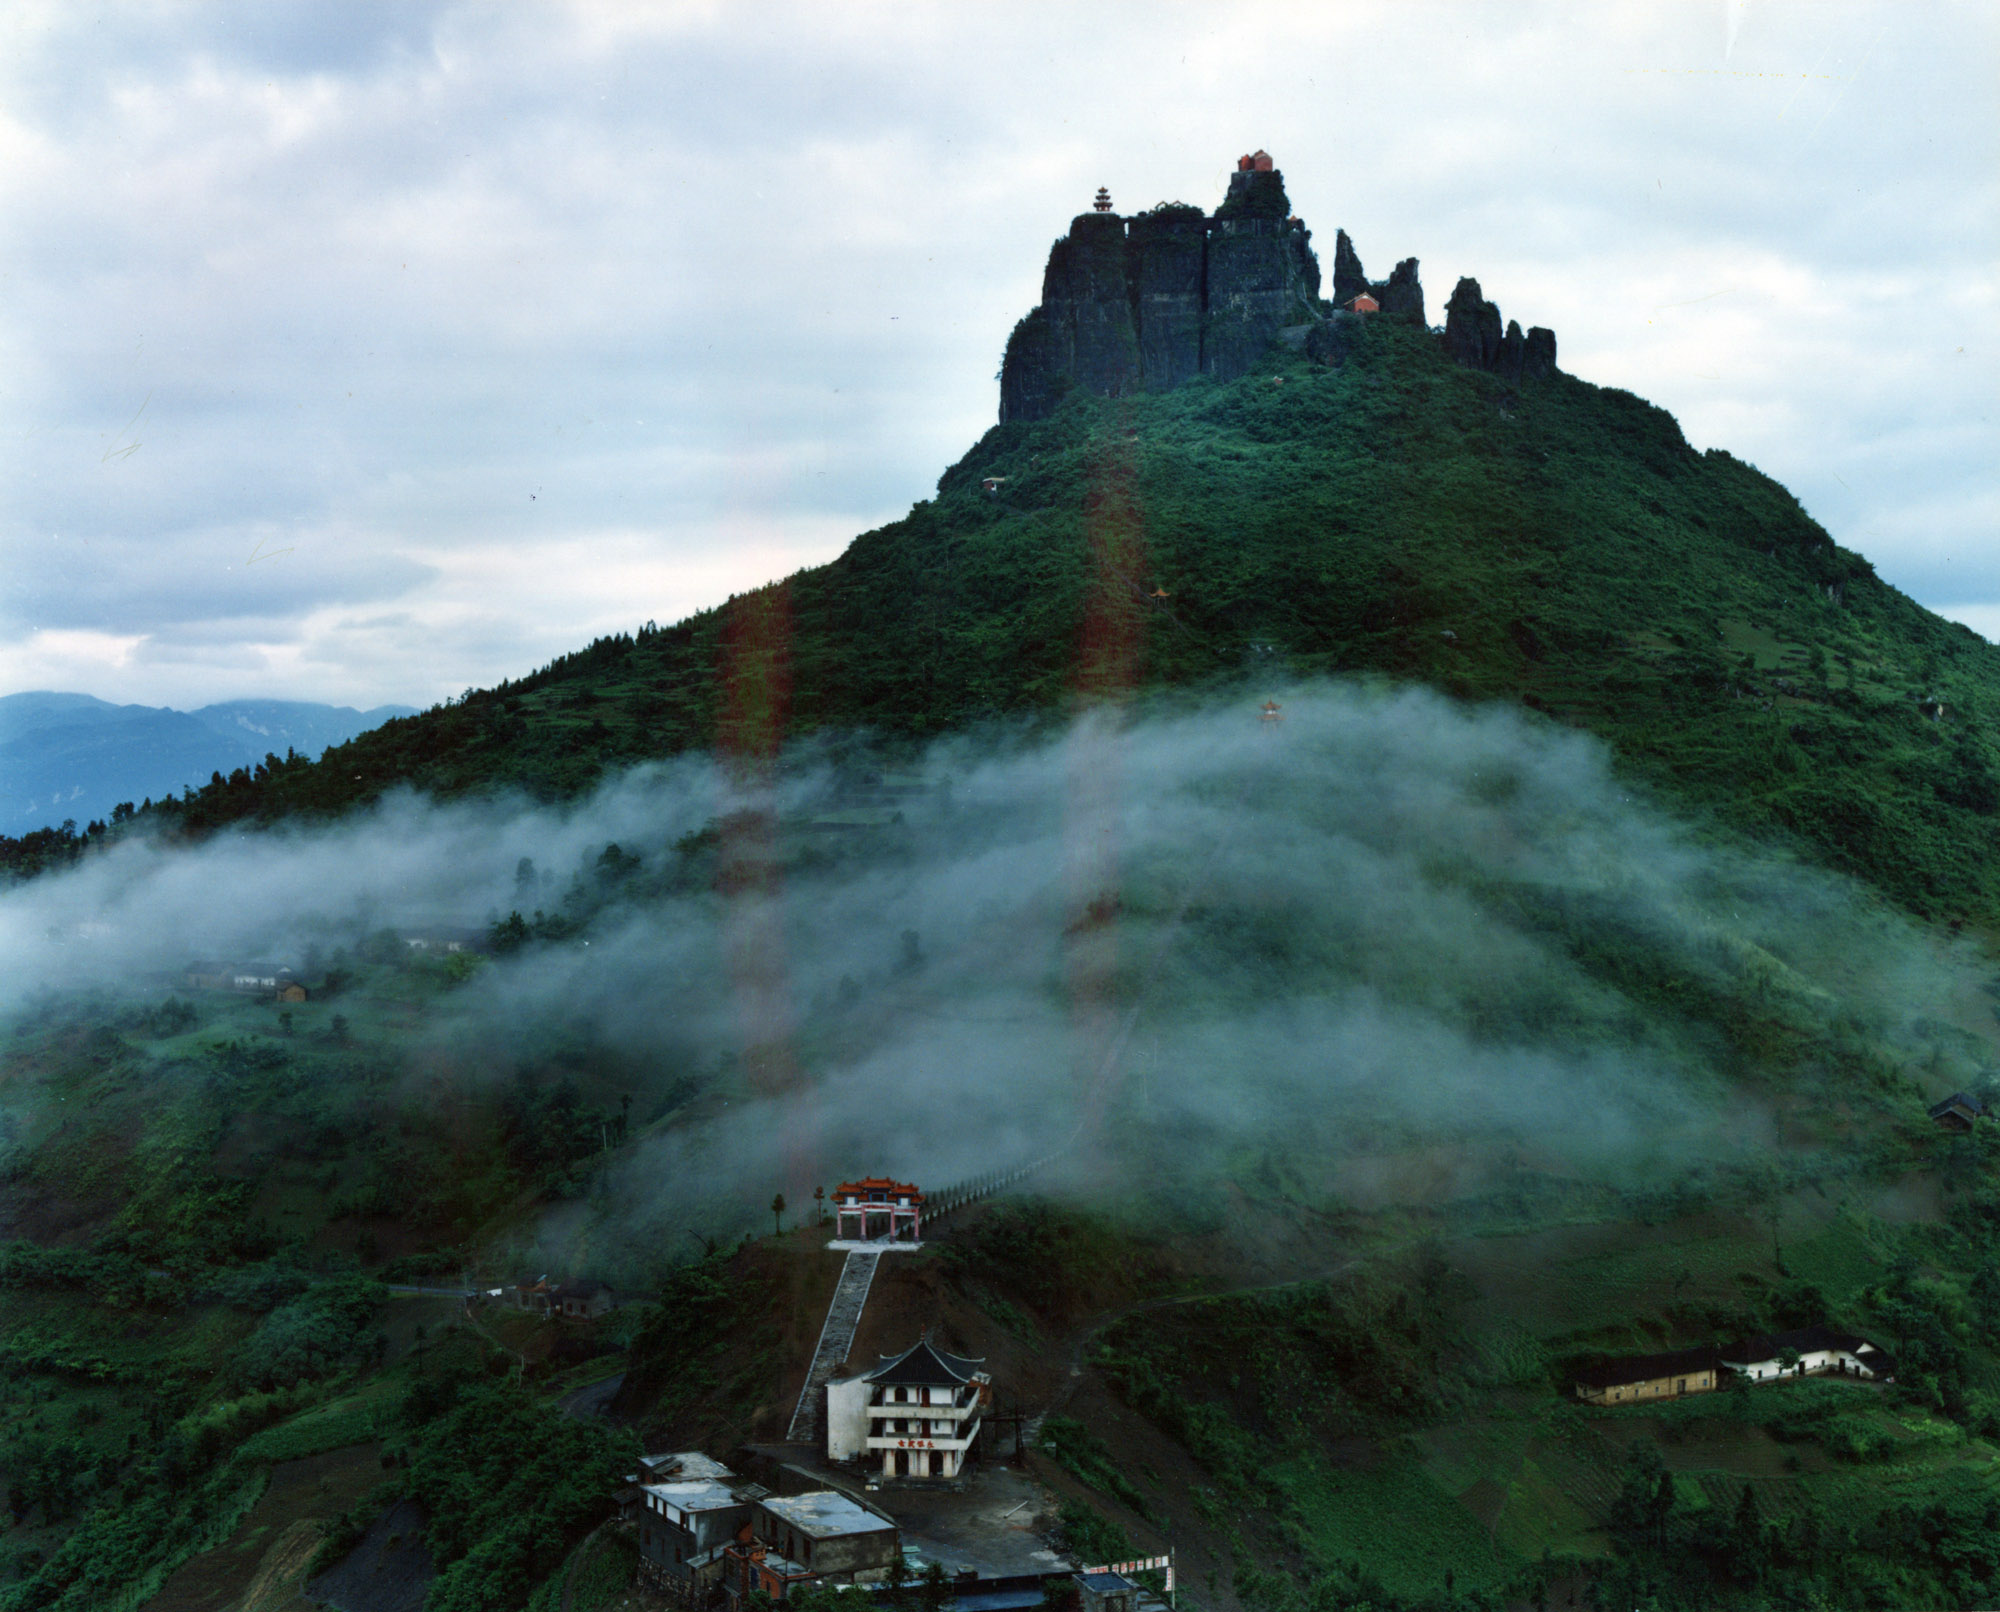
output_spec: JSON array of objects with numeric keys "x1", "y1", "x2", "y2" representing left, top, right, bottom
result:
[{"x1": 824, "y1": 1335, "x2": 992, "y2": 1480}]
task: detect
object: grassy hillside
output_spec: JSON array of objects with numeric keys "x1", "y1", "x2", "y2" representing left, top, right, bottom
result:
[
  {"x1": 1078, "y1": 1188, "x2": 2000, "y2": 1610},
  {"x1": 50, "y1": 315, "x2": 2000, "y2": 929}
]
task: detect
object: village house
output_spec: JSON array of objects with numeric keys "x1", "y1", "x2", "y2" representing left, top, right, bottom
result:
[
  {"x1": 631, "y1": 1453, "x2": 764, "y2": 1603},
  {"x1": 229, "y1": 964, "x2": 298, "y2": 995},
  {"x1": 825, "y1": 1336, "x2": 991, "y2": 1480},
  {"x1": 1928, "y1": 1092, "x2": 1987, "y2": 1132},
  {"x1": 551, "y1": 1278, "x2": 614, "y2": 1320},
  {"x1": 1077, "y1": 1572, "x2": 1141, "y2": 1612},
  {"x1": 182, "y1": 960, "x2": 306, "y2": 997},
  {"x1": 723, "y1": 1491, "x2": 899, "y2": 1603},
  {"x1": 832, "y1": 1178, "x2": 924, "y2": 1245},
  {"x1": 622, "y1": 1451, "x2": 735, "y2": 1523},
  {"x1": 627, "y1": 1451, "x2": 737, "y2": 1493},
  {"x1": 1720, "y1": 1325, "x2": 1894, "y2": 1383},
  {"x1": 507, "y1": 1276, "x2": 555, "y2": 1315},
  {"x1": 399, "y1": 925, "x2": 486, "y2": 954},
  {"x1": 727, "y1": 1541, "x2": 815, "y2": 1605},
  {"x1": 1571, "y1": 1345, "x2": 1719, "y2": 1406},
  {"x1": 505, "y1": 1275, "x2": 616, "y2": 1320}
]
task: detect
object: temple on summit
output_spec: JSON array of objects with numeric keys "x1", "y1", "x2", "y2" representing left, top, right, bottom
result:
[{"x1": 998, "y1": 151, "x2": 1556, "y2": 422}]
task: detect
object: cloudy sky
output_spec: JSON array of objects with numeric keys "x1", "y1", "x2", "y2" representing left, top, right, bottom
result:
[{"x1": 1, "y1": 1, "x2": 1993, "y2": 712}]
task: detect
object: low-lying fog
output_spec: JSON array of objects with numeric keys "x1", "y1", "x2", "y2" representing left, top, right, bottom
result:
[{"x1": 1, "y1": 680, "x2": 1984, "y2": 1256}]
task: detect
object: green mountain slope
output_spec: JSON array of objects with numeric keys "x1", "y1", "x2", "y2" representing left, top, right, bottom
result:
[
  {"x1": 7, "y1": 305, "x2": 2000, "y2": 1611},
  {"x1": 69, "y1": 315, "x2": 2000, "y2": 924}
]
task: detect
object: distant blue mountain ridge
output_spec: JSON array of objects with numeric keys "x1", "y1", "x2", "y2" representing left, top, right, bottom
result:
[{"x1": 0, "y1": 692, "x2": 416, "y2": 833}]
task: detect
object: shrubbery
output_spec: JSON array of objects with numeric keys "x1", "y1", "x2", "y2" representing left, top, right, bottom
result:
[
  {"x1": 1594, "y1": 1441, "x2": 2000, "y2": 1608},
  {"x1": 0, "y1": 1244, "x2": 153, "y2": 1308},
  {"x1": 393, "y1": 1372, "x2": 637, "y2": 1612},
  {"x1": 1035, "y1": 1417, "x2": 1149, "y2": 1516},
  {"x1": 225, "y1": 1276, "x2": 386, "y2": 1392},
  {"x1": 1053, "y1": 1497, "x2": 1131, "y2": 1567}
]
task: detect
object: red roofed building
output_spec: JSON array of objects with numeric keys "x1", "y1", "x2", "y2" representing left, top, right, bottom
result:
[
  {"x1": 1346, "y1": 293, "x2": 1380, "y2": 314},
  {"x1": 1237, "y1": 150, "x2": 1275, "y2": 172},
  {"x1": 832, "y1": 1178, "x2": 924, "y2": 1244}
]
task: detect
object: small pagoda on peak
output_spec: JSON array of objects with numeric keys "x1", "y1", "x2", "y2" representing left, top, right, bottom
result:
[{"x1": 1092, "y1": 186, "x2": 1113, "y2": 213}]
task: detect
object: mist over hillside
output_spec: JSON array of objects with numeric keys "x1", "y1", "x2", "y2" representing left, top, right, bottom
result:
[
  {"x1": 49, "y1": 307, "x2": 2000, "y2": 947},
  {"x1": 4, "y1": 679, "x2": 1980, "y2": 1274}
]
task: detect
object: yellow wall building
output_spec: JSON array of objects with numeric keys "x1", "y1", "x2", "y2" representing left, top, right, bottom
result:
[{"x1": 1573, "y1": 1346, "x2": 1719, "y2": 1406}]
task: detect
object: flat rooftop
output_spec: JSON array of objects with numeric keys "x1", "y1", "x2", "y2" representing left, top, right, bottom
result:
[
  {"x1": 763, "y1": 1491, "x2": 897, "y2": 1538},
  {"x1": 652, "y1": 1452, "x2": 736, "y2": 1481},
  {"x1": 646, "y1": 1479, "x2": 744, "y2": 1513}
]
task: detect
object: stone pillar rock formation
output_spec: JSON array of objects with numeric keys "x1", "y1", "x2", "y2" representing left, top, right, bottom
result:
[
  {"x1": 1331, "y1": 228, "x2": 1369, "y2": 309},
  {"x1": 995, "y1": 157, "x2": 1554, "y2": 422},
  {"x1": 1127, "y1": 207, "x2": 1207, "y2": 392},
  {"x1": 999, "y1": 162, "x2": 1322, "y2": 422},
  {"x1": 1444, "y1": 277, "x2": 1504, "y2": 371},
  {"x1": 1202, "y1": 212, "x2": 1322, "y2": 379},
  {"x1": 1376, "y1": 258, "x2": 1426, "y2": 325},
  {"x1": 1522, "y1": 325, "x2": 1558, "y2": 380},
  {"x1": 1443, "y1": 276, "x2": 1556, "y2": 382}
]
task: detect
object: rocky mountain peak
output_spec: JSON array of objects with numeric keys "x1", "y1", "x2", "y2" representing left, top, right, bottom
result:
[
  {"x1": 1445, "y1": 276, "x2": 1556, "y2": 382},
  {"x1": 997, "y1": 157, "x2": 1555, "y2": 421}
]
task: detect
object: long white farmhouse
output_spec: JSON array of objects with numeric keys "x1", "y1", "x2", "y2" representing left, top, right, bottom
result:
[{"x1": 1720, "y1": 1325, "x2": 1894, "y2": 1383}]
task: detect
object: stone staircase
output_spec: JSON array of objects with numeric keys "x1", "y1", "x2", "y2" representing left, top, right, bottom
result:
[
  {"x1": 785, "y1": 1249, "x2": 880, "y2": 1444},
  {"x1": 920, "y1": 1149, "x2": 1065, "y2": 1230}
]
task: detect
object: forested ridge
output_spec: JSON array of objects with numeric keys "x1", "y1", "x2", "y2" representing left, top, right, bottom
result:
[{"x1": 14, "y1": 315, "x2": 1993, "y2": 927}]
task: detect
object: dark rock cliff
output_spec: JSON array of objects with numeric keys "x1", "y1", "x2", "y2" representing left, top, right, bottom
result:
[
  {"x1": 1215, "y1": 163, "x2": 1291, "y2": 220},
  {"x1": 1127, "y1": 207, "x2": 1207, "y2": 392},
  {"x1": 1444, "y1": 276, "x2": 1504, "y2": 370},
  {"x1": 1304, "y1": 310, "x2": 1366, "y2": 367},
  {"x1": 1204, "y1": 215, "x2": 1321, "y2": 379},
  {"x1": 999, "y1": 162, "x2": 1321, "y2": 422},
  {"x1": 1523, "y1": 325, "x2": 1557, "y2": 380},
  {"x1": 999, "y1": 212, "x2": 1140, "y2": 422},
  {"x1": 1332, "y1": 229, "x2": 1368, "y2": 308},
  {"x1": 997, "y1": 158, "x2": 1555, "y2": 420},
  {"x1": 1376, "y1": 257, "x2": 1426, "y2": 324},
  {"x1": 1444, "y1": 276, "x2": 1555, "y2": 382}
]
